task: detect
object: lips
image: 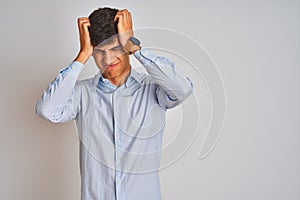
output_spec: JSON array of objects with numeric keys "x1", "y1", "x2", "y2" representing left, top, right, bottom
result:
[{"x1": 106, "y1": 63, "x2": 119, "y2": 69}]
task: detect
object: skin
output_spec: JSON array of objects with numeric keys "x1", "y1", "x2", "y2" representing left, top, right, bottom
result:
[{"x1": 73, "y1": 9, "x2": 139, "y2": 87}]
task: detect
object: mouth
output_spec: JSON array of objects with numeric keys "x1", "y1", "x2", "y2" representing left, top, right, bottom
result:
[{"x1": 105, "y1": 62, "x2": 119, "y2": 69}]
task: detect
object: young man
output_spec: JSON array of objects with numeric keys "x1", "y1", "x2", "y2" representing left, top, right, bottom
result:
[{"x1": 36, "y1": 7, "x2": 193, "y2": 200}]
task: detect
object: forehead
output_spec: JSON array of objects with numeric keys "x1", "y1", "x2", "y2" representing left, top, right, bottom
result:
[{"x1": 94, "y1": 36, "x2": 120, "y2": 50}]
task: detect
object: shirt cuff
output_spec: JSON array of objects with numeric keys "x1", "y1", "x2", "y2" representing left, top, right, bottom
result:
[{"x1": 133, "y1": 47, "x2": 158, "y2": 63}]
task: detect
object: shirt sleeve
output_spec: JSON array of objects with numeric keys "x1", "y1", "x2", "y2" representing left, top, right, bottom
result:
[
  {"x1": 133, "y1": 47, "x2": 194, "y2": 110},
  {"x1": 35, "y1": 61, "x2": 84, "y2": 123}
]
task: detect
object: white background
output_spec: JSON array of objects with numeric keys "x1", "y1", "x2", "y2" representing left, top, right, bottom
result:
[{"x1": 0, "y1": 0, "x2": 299, "y2": 199}]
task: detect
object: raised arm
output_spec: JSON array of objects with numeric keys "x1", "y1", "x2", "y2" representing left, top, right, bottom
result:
[
  {"x1": 36, "y1": 17, "x2": 93, "y2": 122},
  {"x1": 114, "y1": 9, "x2": 193, "y2": 110},
  {"x1": 134, "y1": 49, "x2": 194, "y2": 109}
]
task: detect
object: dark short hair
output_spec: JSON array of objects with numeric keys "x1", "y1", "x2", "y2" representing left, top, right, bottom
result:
[{"x1": 88, "y1": 7, "x2": 119, "y2": 47}]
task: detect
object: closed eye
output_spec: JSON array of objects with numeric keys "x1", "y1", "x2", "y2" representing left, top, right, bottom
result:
[
  {"x1": 111, "y1": 45, "x2": 123, "y2": 50},
  {"x1": 93, "y1": 49, "x2": 105, "y2": 54}
]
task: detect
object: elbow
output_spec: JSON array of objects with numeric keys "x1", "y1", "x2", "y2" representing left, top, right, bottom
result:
[
  {"x1": 180, "y1": 77, "x2": 194, "y2": 101},
  {"x1": 168, "y1": 78, "x2": 194, "y2": 103},
  {"x1": 35, "y1": 100, "x2": 45, "y2": 118},
  {"x1": 35, "y1": 101, "x2": 58, "y2": 123}
]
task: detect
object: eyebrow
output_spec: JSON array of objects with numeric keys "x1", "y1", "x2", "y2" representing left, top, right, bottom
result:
[{"x1": 94, "y1": 44, "x2": 122, "y2": 51}]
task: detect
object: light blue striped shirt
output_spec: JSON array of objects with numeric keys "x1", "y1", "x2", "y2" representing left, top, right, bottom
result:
[{"x1": 36, "y1": 48, "x2": 193, "y2": 200}]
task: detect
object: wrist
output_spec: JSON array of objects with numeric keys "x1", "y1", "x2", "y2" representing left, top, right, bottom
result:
[
  {"x1": 74, "y1": 51, "x2": 91, "y2": 64},
  {"x1": 124, "y1": 37, "x2": 141, "y2": 55},
  {"x1": 130, "y1": 46, "x2": 141, "y2": 54}
]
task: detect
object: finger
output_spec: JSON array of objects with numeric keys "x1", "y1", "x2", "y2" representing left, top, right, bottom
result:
[
  {"x1": 115, "y1": 12, "x2": 130, "y2": 25},
  {"x1": 114, "y1": 13, "x2": 125, "y2": 23},
  {"x1": 126, "y1": 12, "x2": 132, "y2": 23},
  {"x1": 121, "y1": 10, "x2": 131, "y2": 22},
  {"x1": 129, "y1": 13, "x2": 132, "y2": 27},
  {"x1": 118, "y1": 9, "x2": 128, "y2": 13},
  {"x1": 120, "y1": 10, "x2": 130, "y2": 18},
  {"x1": 81, "y1": 23, "x2": 91, "y2": 41},
  {"x1": 82, "y1": 22, "x2": 91, "y2": 33},
  {"x1": 78, "y1": 17, "x2": 89, "y2": 25},
  {"x1": 114, "y1": 9, "x2": 129, "y2": 21},
  {"x1": 114, "y1": 13, "x2": 122, "y2": 21},
  {"x1": 77, "y1": 17, "x2": 89, "y2": 33}
]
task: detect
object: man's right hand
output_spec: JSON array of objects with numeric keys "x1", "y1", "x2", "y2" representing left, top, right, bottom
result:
[{"x1": 74, "y1": 17, "x2": 93, "y2": 64}]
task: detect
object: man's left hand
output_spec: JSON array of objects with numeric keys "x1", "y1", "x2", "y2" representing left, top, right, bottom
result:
[{"x1": 114, "y1": 9, "x2": 134, "y2": 47}]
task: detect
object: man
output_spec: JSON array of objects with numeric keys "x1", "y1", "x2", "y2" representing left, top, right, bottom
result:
[{"x1": 36, "y1": 7, "x2": 193, "y2": 200}]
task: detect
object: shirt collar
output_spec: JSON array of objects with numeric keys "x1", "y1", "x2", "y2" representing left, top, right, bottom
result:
[{"x1": 93, "y1": 66, "x2": 142, "y2": 89}]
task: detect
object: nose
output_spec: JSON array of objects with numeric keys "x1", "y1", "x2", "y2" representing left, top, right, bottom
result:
[{"x1": 103, "y1": 51, "x2": 116, "y2": 65}]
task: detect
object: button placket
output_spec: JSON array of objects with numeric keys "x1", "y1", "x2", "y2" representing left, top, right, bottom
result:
[{"x1": 113, "y1": 89, "x2": 124, "y2": 199}]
